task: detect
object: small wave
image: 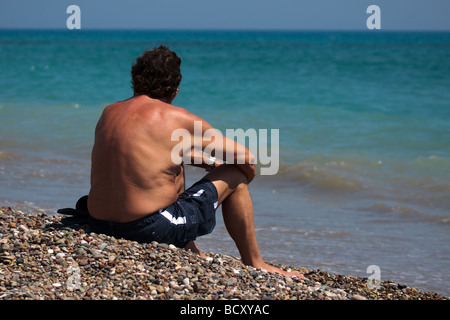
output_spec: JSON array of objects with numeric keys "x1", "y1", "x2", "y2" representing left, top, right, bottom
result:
[
  {"x1": 259, "y1": 225, "x2": 351, "y2": 239},
  {"x1": 298, "y1": 228, "x2": 351, "y2": 239},
  {"x1": 376, "y1": 203, "x2": 422, "y2": 218},
  {"x1": 363, "y1": 202, "x2": 450, "y2": 225},
  {"x1": 0, "y1": 199, "x2": 47, "y2": 213},
  {"x1": 277, "y1": 161, "x2": 362, "y2": 193},
  {"x1": 0, "y1": 150, "x2": 22, "y2": 161},
  {"x1": 412, "y1": 155, "x2": 450, "y2": 168},
  {"x1": 0, "y1": 149, "x2": 90, "y2": 189},
  {"x1": 274, "y1": 156, "x2": 450, "y2": 214}
]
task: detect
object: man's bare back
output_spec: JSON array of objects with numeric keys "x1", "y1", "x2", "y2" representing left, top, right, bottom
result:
[
  {"x1": 85, "y1": 46, "x2": 304, "y2": 279},
  {"x1": 88, "y1": 95, "x2": 190, "y2": 222}
]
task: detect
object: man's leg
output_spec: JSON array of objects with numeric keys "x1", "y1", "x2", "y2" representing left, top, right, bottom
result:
[{"x1": 205, "y1": 165, "x2": 304, "y2": 278}]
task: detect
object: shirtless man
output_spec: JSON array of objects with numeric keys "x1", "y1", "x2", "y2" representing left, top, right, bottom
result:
[{"x1": 87, "y1": 46, "x2": 303, "y2": 278}]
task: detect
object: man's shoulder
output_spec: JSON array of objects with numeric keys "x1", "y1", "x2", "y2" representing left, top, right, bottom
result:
[
  {"x1": 114, "y1": 96, "x2": 208, "y2": 129},
  {"x1": 165, "y1": 103, "x2": 202, "y2": 123}
]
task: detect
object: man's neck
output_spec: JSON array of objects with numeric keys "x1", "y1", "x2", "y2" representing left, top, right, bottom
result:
[{"x1": 133, "y1": 93, "x2": 174, "y2": 104}]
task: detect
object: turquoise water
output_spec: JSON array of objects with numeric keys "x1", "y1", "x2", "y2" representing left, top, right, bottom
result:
[{"x1": 1, "y1": 30, "x2": 449, "y2": 296}]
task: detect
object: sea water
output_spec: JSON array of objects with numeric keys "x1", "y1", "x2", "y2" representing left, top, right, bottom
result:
[{"x1": 0, "y1": 30, "x2": 449, "y2": 296}]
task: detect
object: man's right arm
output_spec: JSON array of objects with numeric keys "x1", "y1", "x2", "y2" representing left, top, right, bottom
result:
[{"x1": 175, "y1": 109, "x2": 256, "y2": 183}]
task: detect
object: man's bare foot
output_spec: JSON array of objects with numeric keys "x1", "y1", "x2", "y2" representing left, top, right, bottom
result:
[
  {"x1": 184, "y1": 241, "x2": 206, "y2": 258},
  {"x1": 256, "y1": 262, "x2": 305, "y2": 279}
]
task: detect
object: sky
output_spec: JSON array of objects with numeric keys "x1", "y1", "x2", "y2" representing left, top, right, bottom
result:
[{"x1": 0, "y1": 0, "x2": 449, "y2": 31}]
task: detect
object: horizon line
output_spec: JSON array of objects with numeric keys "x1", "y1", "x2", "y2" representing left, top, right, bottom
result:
[{"x1": 1, "y1": 27, "x2": 450, "y2": 33}]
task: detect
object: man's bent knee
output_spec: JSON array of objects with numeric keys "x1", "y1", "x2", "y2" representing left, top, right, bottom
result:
[
  {"x1": 204, "y1": 165, "x2": 249, "y2": 204},
  {"x1": 205, "y1": 164, "x2": 247, "y2": 187}
]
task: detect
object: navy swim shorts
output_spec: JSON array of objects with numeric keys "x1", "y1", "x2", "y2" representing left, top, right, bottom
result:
[{"x1": 87, "y1": 178, "x2": 218, "y2": 248}]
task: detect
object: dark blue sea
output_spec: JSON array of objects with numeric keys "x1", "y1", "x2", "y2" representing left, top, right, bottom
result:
[{"x1": 1, "y1": 30, "x2": 449, "y2": 296}]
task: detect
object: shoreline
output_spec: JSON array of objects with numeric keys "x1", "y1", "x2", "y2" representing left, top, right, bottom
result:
[{"x1": 0, "y1": 206, "x2": 447, "y2": 300}]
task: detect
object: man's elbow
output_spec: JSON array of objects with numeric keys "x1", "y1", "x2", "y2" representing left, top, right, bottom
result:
[
  {"x1": 248, "y1": 153, "x2": 256, "y2": 179},
  {"x1": 246, "y1": 152, "x2": 256, "y2": 182},
  {"x1": 248, "y1": 152, "x2": 256, "y2": 166},
  {"x1": 248, "y1": 164, "x2": 256, "y2": 181}
]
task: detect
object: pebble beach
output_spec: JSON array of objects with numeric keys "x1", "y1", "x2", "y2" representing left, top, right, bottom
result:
[{"x1": 0, "y1": 206, "x2": 447, "y2": 301}]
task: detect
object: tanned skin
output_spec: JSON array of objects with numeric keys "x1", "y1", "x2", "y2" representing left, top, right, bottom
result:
[{"x1": 88, "y1": 90, "x2": 303, "y2": 279}]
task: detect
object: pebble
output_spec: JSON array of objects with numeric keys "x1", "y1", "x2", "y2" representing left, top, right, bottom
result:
[
  {"x1": 0, "y1": 207, "x2": 447, "y2": 300},
  {"x1": 351, "y1": 294, "x2": 368, "y2": 300}
]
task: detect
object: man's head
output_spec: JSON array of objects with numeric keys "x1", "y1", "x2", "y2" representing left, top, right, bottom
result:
[{"x1": 131, "y1": 45, "x2": 182, "y2": 102}]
